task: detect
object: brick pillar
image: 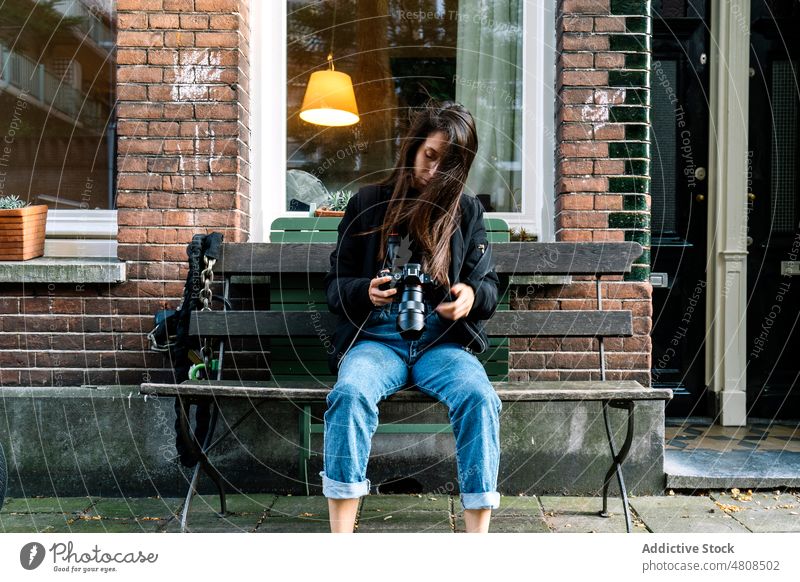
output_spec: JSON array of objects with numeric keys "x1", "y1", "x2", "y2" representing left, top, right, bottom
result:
[
  {"x1": 510, "y1": 0, "x2": 652, "y2": 385},
  {"x1": 107, "y1": 0, "x2": 251, "y2": 383},
  {"x1": 116, "y1": 0, "x2": 250, "y2": 266}
]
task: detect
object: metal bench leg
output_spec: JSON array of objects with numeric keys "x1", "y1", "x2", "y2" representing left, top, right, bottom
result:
[
  {"x1": 299, "y1": 405, "x2": 312, "y2": 496},
  {"x1": 180, "y1": 462, "x2": 202, "y2": 533},
  {"x1": 599, "y1": 399, "x2": 635, "y2": 533},
  {"x1": 0, "y1": 440, "x2": 7, "y2": 512},
  {"x1": 177, "y1": 397, "x2": 227, "y2": 521}
]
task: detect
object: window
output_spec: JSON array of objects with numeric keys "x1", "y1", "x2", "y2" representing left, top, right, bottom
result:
[
  {"x1": 251, "y1": 0, "x2": 556, "y2": 241},
  {"x1": 0, "y1": 0, "x2": 117, "y2": 256}
]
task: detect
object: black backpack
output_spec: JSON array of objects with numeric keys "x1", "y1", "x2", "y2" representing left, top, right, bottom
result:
[{"x1": 148, "y1": 232, "x2": 226, "y2": 468}]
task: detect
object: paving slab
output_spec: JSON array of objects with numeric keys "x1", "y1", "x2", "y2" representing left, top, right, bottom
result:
[
  {"x1": 256, "y1": 517, "x2": 331, "y2": 533},
  {"x1": 492, "y1": 495, "x2": 543, "y2": 517},
  {"x1": 167, "y1": 494, "x2": 273, "y2": 532},
  {"x1": 0, "y1": 512, "x2": 72, "y2": 533},
  {"x1": 57, "y1": 518, "x2": 165, "y2": 534},
  {"x1": 162, "y1": 513, "x2": 263, "y2": 533},
  {"x1": 451, "y1": 496, "x2": 550, "y2": 532},
  {"x1": 629, "y1": 495, "x2": 750, "y2": 533},
  {"x1": 188, "y1": 493, "x2": 276, "y2": 516},
  {"x1": 454, "y1": 514, "x2": 550, "y2": 533},
  {"x1": 357, "y1": 510, "x2": 452, "y2": 533},
  {"x1": 269, "y1": 495, "x2": 329, "y2": 519},
  {"x1": 539, "y1": 496, "x2": 646, "y2": 533},
  {"x1": 360, "y1": 494, "x2": 451, "y2": 515},
  {"x1": 487, "y1": 516, "x2": 551, "y2": 533},
  {"x1": 89, "y1": 497, "x2": 183, "y2": 519},
  {"x1": 707, "y1": 491, "x2": 800, "y2": 533},
  {"x1": 1, "y1": 496, "x2": 94, "y2": 514}
]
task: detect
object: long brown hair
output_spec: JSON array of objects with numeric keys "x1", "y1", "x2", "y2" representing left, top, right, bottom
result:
[{"x1": 362, "y1": 101, "x2": 479, "y2": 288}]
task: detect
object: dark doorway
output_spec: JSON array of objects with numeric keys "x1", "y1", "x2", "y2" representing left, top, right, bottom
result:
[
  {"x1": 746, "y1": 0, "x2": 800, "y2": 419},
  {"x1": 650, "y1": 0, "x2": 711, "y2": 416}
]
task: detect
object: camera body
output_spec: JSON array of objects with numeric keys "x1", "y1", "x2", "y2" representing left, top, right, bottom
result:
[
  {"x1": 377, "y1": 233, "x2": 437, "y2": 340},
  {"x1": 377, "y1": 263, "x2": 436, "y2": 340}
]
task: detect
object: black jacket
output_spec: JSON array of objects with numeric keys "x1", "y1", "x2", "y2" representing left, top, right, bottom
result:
[{"x1": 323, "y1": 183, "x2": 500, "y2": 374}]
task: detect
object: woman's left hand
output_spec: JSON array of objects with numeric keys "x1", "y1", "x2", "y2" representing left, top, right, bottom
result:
[{"x1": 435, "y1": 283, "x2": 475, "y2": 320}]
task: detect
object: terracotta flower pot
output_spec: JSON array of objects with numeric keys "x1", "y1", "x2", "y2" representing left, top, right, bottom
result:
[
  {"x1": 314, "y1": 208, "x2": 345, "y2": 217},
  {"x1": 0, "y1": 204, "x2": 48, "y2": 260}
]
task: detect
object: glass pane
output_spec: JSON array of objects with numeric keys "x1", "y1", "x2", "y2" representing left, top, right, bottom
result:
[
  {"x1": 652, "y1": 0, "x2": 688, "y2": 18},
  {"x1": 0, "y1": 0, "x2": 116, "y2": 210},
  {"x1": 286, "y1": 0, "x2": 523, "y2": 213},
  {"x1": 770, "y1": 60, "x2": 798, "y2": 234},
  {"x1": 650, "y1": 59, "x2": 678, "y2": 236}
]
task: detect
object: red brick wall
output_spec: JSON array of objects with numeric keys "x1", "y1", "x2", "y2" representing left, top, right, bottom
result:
[
  {"x1": 0, "y1": 1, "x2": 652, "y2": 388},
  {"x1": 509, "y1": 0, "x2": 652, "y2": 386},
  {"x1": 0, "y1": 0, "x2": 251, "y2": 386}
]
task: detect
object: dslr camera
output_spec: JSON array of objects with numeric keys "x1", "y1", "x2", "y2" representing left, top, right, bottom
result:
[{"x1": 377, "y1": 233, "x2": 437, "y2": 340}]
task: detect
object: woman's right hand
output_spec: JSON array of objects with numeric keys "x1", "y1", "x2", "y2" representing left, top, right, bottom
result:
[{"x1": 368, "y1": 275, "x2": 397, "y2": 306}]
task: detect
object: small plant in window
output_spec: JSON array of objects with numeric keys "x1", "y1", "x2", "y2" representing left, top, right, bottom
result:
[
  {"x1": 315, "y1": 189, "x2": 354, "y2": 216},
  {"x1": 0, "y1": 195, "x2": 29, "y2": 209},
  {"x1": 509, "y1": 227, "x2": 537, "y2": 242},
  {"x1": 326, "y1": 189, "x2": 354, "y2": 211}
]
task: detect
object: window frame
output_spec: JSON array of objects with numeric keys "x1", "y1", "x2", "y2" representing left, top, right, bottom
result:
[{"x1": 250, "y1": 0, "x2": 555, "y2": 242}]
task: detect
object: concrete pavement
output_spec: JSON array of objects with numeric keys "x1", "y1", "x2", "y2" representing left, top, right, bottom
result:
[{"x1": 2, "y1": 490, "x2": 799, "y2": 533}]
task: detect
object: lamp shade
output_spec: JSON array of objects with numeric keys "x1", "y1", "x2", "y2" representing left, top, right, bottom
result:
[{"x1": 299, "y1": 69, "x2": 360, "y2": 127}]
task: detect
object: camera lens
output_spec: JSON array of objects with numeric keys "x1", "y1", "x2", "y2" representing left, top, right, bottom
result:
[{"x1": 397, "y1": 282, "x2": 426, "y2": 340}]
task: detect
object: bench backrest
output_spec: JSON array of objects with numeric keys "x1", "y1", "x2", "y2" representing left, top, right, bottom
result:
[{"x1": 192, "y1": 219, "x2": 642, "y2": 382}]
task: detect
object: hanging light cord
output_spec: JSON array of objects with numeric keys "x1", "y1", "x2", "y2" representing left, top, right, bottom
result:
[{"x1": 327, "y1": 0, "x2": 337, "y2": 70}]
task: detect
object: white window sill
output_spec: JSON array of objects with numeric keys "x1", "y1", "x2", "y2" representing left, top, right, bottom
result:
[{"x1": 0, "y1": 257, "x2": 126, "y2": 284}]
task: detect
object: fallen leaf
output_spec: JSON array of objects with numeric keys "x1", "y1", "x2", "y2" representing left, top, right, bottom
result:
[{"x1": 714, "y1": 501, "x2": 744, "y2": 513}]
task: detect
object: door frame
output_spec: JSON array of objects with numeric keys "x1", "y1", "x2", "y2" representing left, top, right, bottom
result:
[{"x1": 706, "y1": 0, "x2": 751, "y2": 426}]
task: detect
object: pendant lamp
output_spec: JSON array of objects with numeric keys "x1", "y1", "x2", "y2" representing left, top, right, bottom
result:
[{"x1": 299, "y1": 1, "x2": 359, "y2": 127}]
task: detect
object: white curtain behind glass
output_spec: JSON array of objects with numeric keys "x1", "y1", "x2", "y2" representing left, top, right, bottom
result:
[{"x1": 455, "y1": 0, "x2": 523, "y2": 212}]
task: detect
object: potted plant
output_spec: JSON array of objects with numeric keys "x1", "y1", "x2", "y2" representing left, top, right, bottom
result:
[
  {"x1": 0, "y1": 195, "x2": 48, "y2": 260},
  {"x1": 314, "y1": 189, "x2": 353, "y2": 217}
]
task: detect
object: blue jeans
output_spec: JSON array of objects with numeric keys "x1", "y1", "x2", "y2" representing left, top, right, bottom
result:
[{"x1": 320, "y1": 301, "x2": 502, "y2": 510}]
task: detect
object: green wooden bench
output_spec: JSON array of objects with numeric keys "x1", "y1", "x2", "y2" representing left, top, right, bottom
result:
[
  {"x1": 267, "y1": 216, "x2": 511, "y2": 447},
  {"x1": 140, "y1": 217, "x2": 672, "y2": 532}
]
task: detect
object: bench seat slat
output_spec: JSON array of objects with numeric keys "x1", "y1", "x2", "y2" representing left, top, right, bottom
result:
[
  {"x1": 141, "y1": 381, "x2": 671, "y2": 402},
  {"x1": 215, "y1": 242, "x2": 642, "y2": 275},
  {"x1": 190, "y1": 310, "x2": 634, "y2": 337}
]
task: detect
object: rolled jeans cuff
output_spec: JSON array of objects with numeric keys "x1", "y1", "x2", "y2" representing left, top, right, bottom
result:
[
  {"x1": 460, "y1": 491, "x2": 500, "y2": 510},
  {"x1": 319, "y1": 471, "x2": 371, "y2": 499}
]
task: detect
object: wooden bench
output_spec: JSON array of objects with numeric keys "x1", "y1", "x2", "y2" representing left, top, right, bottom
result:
[{"x1": 141, "y1": 231, "x2": 672, "y2": 533}]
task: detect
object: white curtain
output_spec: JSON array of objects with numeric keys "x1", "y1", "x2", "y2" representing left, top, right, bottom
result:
[{"x1": 455, "y1": 0, "x2": 523, "y2": 212}]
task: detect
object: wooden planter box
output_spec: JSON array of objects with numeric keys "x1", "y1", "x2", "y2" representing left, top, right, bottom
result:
[
  {"x1": 313, "y1": 208, "x2": 345, "y2": 217},
  {"x1": 0, "y1": 204, "x2": 48, "y2": 260}
]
